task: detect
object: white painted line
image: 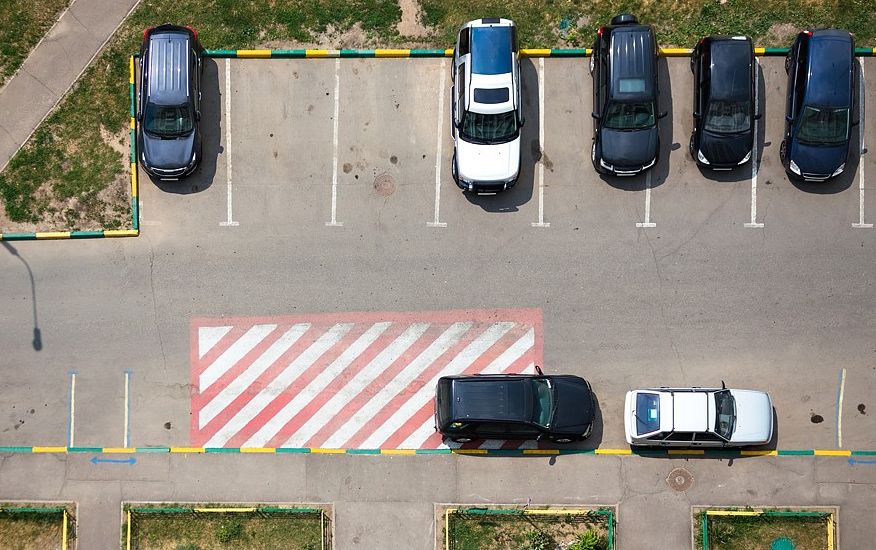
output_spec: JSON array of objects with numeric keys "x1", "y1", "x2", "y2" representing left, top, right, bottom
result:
[
  {"x1": 853, "y1": 62, "x2": 872, "y2": 228},
  {"x1": 532, "y1": 57, "x2": 549, "y2": 228},
  {"x1": 745, "y1": 59, "x2": 764, "y2": 228},
  {"x1": 326, "y1": 57, "x2": 343, "y2": 227},
  {"x1": 199, "y1": 324, "x2": 278, "y2": 392},
  {"x1": 837, "y1": 368, "x2": 846, "y2": 448},
  {"x1": 635, "y1": 171, "x2": 656, "y2": 228},
  {"x1": 428, "y1": 59, "x2": 448, "y2": 228},
  {"x1": 138, "y1": 200, "x2": 160, "y2": 226},
  {"x1": 220, "y1": 59, "x2": 239, "y2": 227},
  {"x1": 123, "y1": 371, "x2": 131, "y2": 447},
  {"x1": 68, "y1": 372, "x2": 76, "y2": 447}
]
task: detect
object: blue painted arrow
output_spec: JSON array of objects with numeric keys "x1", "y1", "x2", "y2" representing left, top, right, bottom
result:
[
  {"x1": 91, "y1": 456, "x2": 136, "y2": 465},
  {"x1": 848, "y1": 457, "x2": 876, "y2": 465}
]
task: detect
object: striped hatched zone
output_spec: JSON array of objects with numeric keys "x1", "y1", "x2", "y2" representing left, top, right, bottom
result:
[{"x1": 190, "y1": 309, "x2": 542, "y2": 450}]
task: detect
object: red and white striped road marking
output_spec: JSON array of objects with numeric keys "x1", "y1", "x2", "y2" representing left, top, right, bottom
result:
[{"x1": 190, "y1": 309, "x2": 542, "y2": 449}]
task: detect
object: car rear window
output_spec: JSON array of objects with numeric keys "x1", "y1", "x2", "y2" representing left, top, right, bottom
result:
[
  {"x1": 471, "y1": 26, "x2": 513, "y2": 75},
  {"x1": 636, "y1": 393, "x2": 660, "y2": 435}
]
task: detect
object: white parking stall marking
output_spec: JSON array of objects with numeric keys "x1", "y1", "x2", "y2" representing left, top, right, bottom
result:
[
  {"x1": 327, "y1": 57, "x2": 343, "y2": 227},
  {"x1": 428, "y1": 58, "x2": 448, "y2": 228},
  {"x1": 853, "y1": 61, "x2": 872, "y2": 228},
  {"x1": 532, "y1": 57, "x2": 549, "y2": 228},
  {"x1": 220, "y1": 59, "x2": 239, "y2": 227},
  {"x1": 199, "y1": 324, "x2": 278, "y2": 392},
  {"x1": 137, "y1": 199, "x2": 160, "y2": 226},
  {"x1": 745, "y1": 59, "x2": 764, "y2": 228},
  {"x1": 837, "y1": 368, "x2": 847, "y2": 447},
  {"x1": 67, "y1": 371, "x2": 76, "y2": 447},
  {"x1": 123, "y1": 370, "x2": 131, "y2": 447},
  {"x1": 635, "y1": 171, "x2": 656, "y2": 228}
]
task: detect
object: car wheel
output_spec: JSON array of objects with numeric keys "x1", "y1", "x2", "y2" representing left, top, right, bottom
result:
[
  {"x1": 689, "y1": 133, "x2": 696, "y2": 160},
  {"x1": 779, "y1": 140, "x2": 787, "y2": 161},
  {"x1": 689, "y1": 53, "x2": 696, "y2": 74},
  {"x1": 452, "y1": 437, "x2": 473, "y2": 443},
  {"x1": 784, "y1": 54, "x2": 791, "y2": 74},
  {"x1": 451, "y1": 149, "x2": 459, "y2": 183},
  {"x1": 588, "y1": 53, "x2": 595, "y2": 75},
  {"x1": 591, "y1": 141, "x2": 599, "y2": 171},
  {"x1": 552, "y1": 437, "x2": 574, "y2": 444}
]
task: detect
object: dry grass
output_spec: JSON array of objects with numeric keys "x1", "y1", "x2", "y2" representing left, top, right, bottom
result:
[{"x1": 0, "y1": 0, "x2": 70, "y2": 87}]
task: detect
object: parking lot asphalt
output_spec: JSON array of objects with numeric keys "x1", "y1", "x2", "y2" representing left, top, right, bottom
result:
[{"x1": 1, "y1": 55, "x2": 875, "y2": 547}]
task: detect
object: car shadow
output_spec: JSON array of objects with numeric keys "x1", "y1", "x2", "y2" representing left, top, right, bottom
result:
[
  {"x1": 789, "y1": 59, "x2": 862, "y2": 195},
  {"x1": 600, "y1": 56, "x2": 672, "y2": 191},
  {"x1": 149, "y1": 57, "x2": 221, "y2": 194},
  {"x1": 464, "y1": 56, "x2": 537, "y2": 212}
]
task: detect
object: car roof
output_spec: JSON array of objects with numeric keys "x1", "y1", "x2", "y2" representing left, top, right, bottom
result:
[
  {"x1": 707, "y1": 38, "x2": 751, "y2": 102},
  {"x1": 672, "y1": 391, "x2": 709, "y2": 432},
  {"x1": 804, "y1": 30, "x2": 854, "y2": 108},
  {"x1": 449, "y1": 376, "x2": 531, "y2": 422},
  {"x1": 608, "y1": 26, "x2": 655, "y2": 101},
  {"x1": 470, "y1": 24, "x2": 514, "y2": 76},
  {"x1": 146, "y1": 28, "x2": 191, "y2": 105}
]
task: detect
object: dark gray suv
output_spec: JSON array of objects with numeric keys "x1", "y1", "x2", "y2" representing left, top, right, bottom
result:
[{"x1": 138, "y1": 24, "x2": 203, "y2": 181}]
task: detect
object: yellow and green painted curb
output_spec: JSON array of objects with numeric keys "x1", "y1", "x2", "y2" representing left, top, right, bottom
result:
[
  {"x1": 4, "y1": 446, "x2": 876, "y2": 457},
  {"x1": 700, "y1": 508, "x2": 836, "y2": 550}
]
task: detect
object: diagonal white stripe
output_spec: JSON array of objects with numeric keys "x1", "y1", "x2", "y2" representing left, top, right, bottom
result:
[
  {"x1": 199, "y1": 324, "x2": 311, "y2": 429},
  {"x1": 322, "y1": 322, "x2": 473, "y2": 448},
  {"x1": 282, "y1": 323, "x2": 431, "y2": 447},
  {"x1": 199, "y1": 326, "x2": 232, "y2": 359},
  {"x1": 360, "y1": 322, "x2": 517, "y2": 449},
  {"x1": 241, "y1": 322, "x2": 393, "y2": 448},
  {"x1": 391, "y1": 328, "x2": 535, "y2": 449},
  {"x1": 200, "y1": 324, "x2": 277, "y2": 391},
  {"x1": 203, "y1": 323, "x2": 356, "y2": 448}
]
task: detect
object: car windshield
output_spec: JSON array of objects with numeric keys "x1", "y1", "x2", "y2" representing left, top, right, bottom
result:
[
  {"x1": 461, "y1": 110, "x2": 519, "y2": 144},
  {"x1": 530, "y1": 378, "x2": 553, "y2": 428},
  {"x1": 635, "y1": 393, "x2": 660, "y2": 435},
  {"x1": 796, "y1": 106, "x2": 849, "y2": 145},
  {"x1": 603, "y1": 102, "x2": 655, "y2": 130},
  {"x1": 704, "y1": 100, "x2": 751, "y2": 134},
  {"x1": 714, "y1": 390, "x2": 736, "y2": 439},
  {"x1": 143, "y1": 103, "x2": 194, "y2": 136}
]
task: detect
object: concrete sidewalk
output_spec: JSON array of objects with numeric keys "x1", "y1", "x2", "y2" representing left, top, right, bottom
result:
[{"x1": 0, "y1": 0, "x2": 139, "y2": 172}]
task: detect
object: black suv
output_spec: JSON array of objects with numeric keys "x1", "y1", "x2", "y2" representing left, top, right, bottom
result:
[
  {"x1": 434, "y1": 370, "x2": 595, "y2": 444},
  {"x1": 138, "y1": 24, "x2": 203, "y2": 181},
  {"x1": 590, "y1": 14, "x2": 664, "y2": 176},
  {"x1": 781, "y1": 29, "x2": 856, "y2": 182},
  {"x1": 690, "y1": 36, "x2": 757, "y2": 169}
]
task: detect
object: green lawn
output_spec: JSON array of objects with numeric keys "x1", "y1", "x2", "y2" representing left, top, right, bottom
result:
[
  {"x1": 0, "y1": 0, "x2": 70, "y2": 87},
  {"x1": 1, "y1": 0, "x2": 874, "y2": 230},
  {"x1": 697, "y1": 511, "x2": 832, "y2": 550}
]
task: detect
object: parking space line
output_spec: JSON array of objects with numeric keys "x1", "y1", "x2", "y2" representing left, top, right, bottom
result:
[
  {"x1": 635, "y1": 172, "x2": 656, "y2": 228},
  {"x1": 137, "y1": 200, "x2": 160, "y2": 226},
  {"x1": 853, "y1": 62, "x2": 873, "y2": 228},
  {"x1": 326, "y1": 58, "x2": 343, "y2": 227},
  {"x1": 67, "y1": 371, "x2": 76, "y2": 447},
  {"x1": 837, "y1": 368, "x2": 846, "y2": 448},
  {"x1": 532, "y1": 57, "x2": 549, "y2": 228},
  {"x1": 745, "y1": 59, "x2": 765, "y2": 229},
  {"x1": 220, "y1": 59, "x2": 239, "y2": 227},
  {"x1": 124, "y1": 370, "x2": 132, "y2": 448},
  {"x1": 428, "y1": 58, "x2": 447, "y2": 228}
]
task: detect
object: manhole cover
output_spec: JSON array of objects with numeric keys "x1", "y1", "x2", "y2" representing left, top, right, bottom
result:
[
  {"x1": 666, "y1": 468, "x2": 694, "y2": 491},
  {"x1": 771, "y1": 537, "x2": 795, "y2": 550},
  {"x1": 373, "y1": 173, "x2": 395, "y2": 196}
]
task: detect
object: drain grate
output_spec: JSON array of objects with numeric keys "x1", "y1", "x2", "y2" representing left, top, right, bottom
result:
[
  {"x1": 373, "y1": 173, "x2": 396, "y2": 196},
  {"x1": 666, "y1": 467, "x2": 694, "y2": 491}
]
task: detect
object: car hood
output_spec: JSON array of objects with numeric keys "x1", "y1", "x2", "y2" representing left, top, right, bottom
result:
[
  {"x1": 601, "y1": 126, "x2": 658, "y2": 167},
  {"x1": 141, "y1": 130, "x2": 196, "y2": 169},
  {"x1": 456, "y1": 135, "x2": 521, "y2": 182},
  {"x1": 728, "y1": 389, "x2": 773, "y2": 444},
  {"x1": 699, "y1": 129, "x2": 752, "y2": 166},
  {"x1": 789, "y1": 140, "x2": 848, "y2": 177},
  {"x1": 550, "y1": 378, "x2": 594, "y2": 431}
]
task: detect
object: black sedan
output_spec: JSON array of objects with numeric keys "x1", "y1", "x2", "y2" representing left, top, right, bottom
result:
[
  {"x1": 434, "y1": 369, "x2": 595, "y2": 444},
  {"x1": 690, "y1": 36, "x2": 757, "y2": 169}
]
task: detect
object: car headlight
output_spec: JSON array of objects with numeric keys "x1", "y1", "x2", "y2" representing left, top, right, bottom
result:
[
  {"x1": 738, "y1": 151, "x2": 752, "y2": 165},
  {"x1": 187, "y1": 151, "x2": 198, "y2": 169},
  {"x1": 831, "y1": 163, "x2": 845, "y2": 177},
  {"x1": 600, "y1": 158, "x2": 612, "y2": 170},
  {"x1": 789, "y1": 160, "x2": 801, "y2": 175},
  {"x1": 697, "y1": 149, "x2": 710, "y2": 165}
]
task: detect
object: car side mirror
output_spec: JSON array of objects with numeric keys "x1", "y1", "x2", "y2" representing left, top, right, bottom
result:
[
  {"x1": 195, "y1": 111, "x2": 201, "y2": 121},
  {"x1": 535, "y1": 365, "x2": 543, "y2": 375},
  {"x1": 851, "y1": 119, "x2": 860, "y2": 127},
  {"x1": 785, "y1": 115, "x2": 794, "y2": 122},
  {"x1": 658, "y1": 111, "x2": 668, "y2": 119},
  {"x1": 693, "y1": 112, "x2": 701, "y2": 119},
  {"x1": 591, "y1": 112, "x2": 600, "y2": 119},
  {"x1": 754, "y1": 113, "x2": 762, "y2": 120}
]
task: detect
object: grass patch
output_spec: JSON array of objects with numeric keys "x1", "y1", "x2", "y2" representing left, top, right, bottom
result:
[
  {"x1": 0, "y1": 504, "x2": 74, "y2": 550},
  {"x1": 446, "y1": 508, "x2": 612, "y2": 550},
  {"x1": 695, "y1": 510, "x2": 833, "y2": 550},
  {"x1": 127, "y1": 507, "x2": 327, "y2": 550},
  {"x1": 0, "y1": 0, "x2": 70, "y2": 87}
]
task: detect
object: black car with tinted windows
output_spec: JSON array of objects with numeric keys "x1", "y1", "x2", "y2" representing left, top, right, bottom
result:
[
  {"x1": 590, "y1": 14, "x2": 664, "y2": 176},
  {"x1": 690, "y1": 36, "x2": 757, "y2": 169},
  {"x1": 138, "y1": 24, "x2": 203, "y2": 181},
  {"x1": 780, "y1": 29, "x2": 856, "y2": 182},
  {"x1": 434, "y1": 370, "x2": 594, "y2": 444}
]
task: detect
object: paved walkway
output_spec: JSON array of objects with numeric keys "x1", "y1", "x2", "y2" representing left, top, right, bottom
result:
[{"x1": 0, "y1": 0, "x2": 139, "y2": 172}]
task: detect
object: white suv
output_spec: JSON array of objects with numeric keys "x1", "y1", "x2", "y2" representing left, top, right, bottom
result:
[
  {"x1": 451, "y1": 18, "x2": 523, "y2": 192},
  {"x1": 624, "y1": 385, "x2": 774, "y2": 447}
]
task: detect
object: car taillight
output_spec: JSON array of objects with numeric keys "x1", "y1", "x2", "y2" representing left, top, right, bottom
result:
[
  {"x1": 142, "y1": 27, "x2": 153, "y2": 40},
  {"x1": 804, "y1": 30, "x2": 813, "y2": 36},
  {"x1": 185, "y1": 26, "x2": 198, "y2": 40},
  {"x1": 597, "y1": 26, "x2": 604, "y2": 37},
  {"x1": 698, "y1": 37, "x2": 704, "y2": 45}
]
